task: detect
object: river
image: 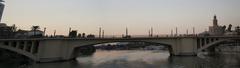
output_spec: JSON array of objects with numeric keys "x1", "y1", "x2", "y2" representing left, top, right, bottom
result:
[{"x1": 3, "y1": 50, "x2": 235, "y2": 68}]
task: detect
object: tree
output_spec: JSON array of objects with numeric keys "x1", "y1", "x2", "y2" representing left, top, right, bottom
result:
[
  {"x1": 31, "y1": 26, "x2": 40, "y2": 37},
  {"x1": 31, "y1": 26, "x2": 40, "y2": 31},
  {"x1": 82, "y1": 33, "x2": 86, "y2": 38}
]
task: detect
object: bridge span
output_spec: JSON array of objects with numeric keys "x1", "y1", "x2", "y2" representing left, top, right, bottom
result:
[{"x1": 0, "y1": 36, "x2": 239, "y2": 62}]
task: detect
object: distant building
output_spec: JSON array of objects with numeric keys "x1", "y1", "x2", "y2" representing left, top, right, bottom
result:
[
  {"x1": 87, "y1": 34, "x2": 95, "y2": 38},
  {"x1": 236, "y1": 26, "x2": 240, "y2": 35},
  {"x1": 199, "y1": 15, "x2": 239, "y2": 36},
  {"x1": 14, "y1": 29, "x2": 28, "y2": 38},
  {"x1": 15, "y1": 29, "x2": 43, "y2": 38},
  {"x1": 208, "y1": 15, "x2": 225, "y2": 35},
  {"x1": 54, "y1": 35, "x2": 65, "y2": 38},
  {"x1": 0, "y1": 23, "x2": 44, "y2": 39},
  {"x1": 0, "y1": 23, "x2": 15, "y2": 39},
  {"x1": 0, "y1": 1, "x2": 45, "y2": 39},
  {"x1": 69, "y1": 30, "x2": 77, "y2": 38}
]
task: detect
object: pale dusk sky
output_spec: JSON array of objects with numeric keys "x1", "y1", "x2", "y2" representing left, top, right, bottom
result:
[{"x1": 2, "y1": 0, "x2": 240, "y2": 36}]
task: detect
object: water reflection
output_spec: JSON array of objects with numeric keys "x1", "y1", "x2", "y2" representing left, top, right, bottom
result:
[
  {"x1": 76, "y1": 50, "x2": 171, "y2": 68},
  {"x1": 3, "y1": 50, "x2": 240, "y2": 68}
]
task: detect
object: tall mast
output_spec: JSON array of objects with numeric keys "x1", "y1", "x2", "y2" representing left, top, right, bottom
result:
[
  {"x1": 99, "y1": 27, "x2": 101, "y2": 38},
  {"x1": 175, "y1": 27, "x2": 178, "y2": 36},
  {"x1": 126, "y1": 27, "x2": 128, "y2": 36},
  {"x1": 102, "y1": 30, "x2": 104, "y2": 38},
  {"x1": 151, "y1": 27, "x2": 153, "y2": 37},
  {"x1": 54, "y1": 30, "x2": 56, "y2": 37}
]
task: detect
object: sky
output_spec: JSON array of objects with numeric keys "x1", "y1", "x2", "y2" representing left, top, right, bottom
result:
[{"x1": 2, "y1": 0, "x2": 240, "y2": 36}]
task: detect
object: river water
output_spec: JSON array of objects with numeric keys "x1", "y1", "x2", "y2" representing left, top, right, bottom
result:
[
  {"x1": 9, "y1": 50, "x2": 237, "y2": 68},
  {"x1": 0, "y1": 49, "x2": 239, "y2": 68}
]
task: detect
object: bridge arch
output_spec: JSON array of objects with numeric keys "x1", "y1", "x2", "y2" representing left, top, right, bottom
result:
[
  {"x1": 70, "y1": 40, "x2": 174, "y2": 59},
  {"x1": 0, "y1": 43, "x2": 38, "y2": 61},
  {"x1": 198, "y1": 38, "x2": 240, "y2": 52},
  {"x1": 0, "y1": 41, "x2": 38, "y2": 61}
]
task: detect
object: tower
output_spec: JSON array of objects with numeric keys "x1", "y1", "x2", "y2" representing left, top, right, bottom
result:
[
  {"x1": 213, "y1": 15, "x2": 218, "y2": 27},
  {"x1": 102, "y1": 30, "x2": 104, "y2": 38},
  {"x1": 175, "y1": 27, "x2": 178, "y2": 36},
  {"x1": 150, "y1": 27, "x2": 153, "y2": 37},
  {"x1": 209, "y1": 15, "x2": 225, "y2": 35},
  {"x1": 0, "y1": 0, "x2": 4, "y2": 22}
]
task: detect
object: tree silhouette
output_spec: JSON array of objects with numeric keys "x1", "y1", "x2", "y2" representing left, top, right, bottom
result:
[{"x1": 31, "y1": 26, "x2": 40, "y2": 37}]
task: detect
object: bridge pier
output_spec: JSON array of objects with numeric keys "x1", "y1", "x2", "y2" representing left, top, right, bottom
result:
[
  {"x1": 23, "y1": 41, "x2": 27, "y2": 51},
  {"x1": 170, "y1": 38, "x2": 198, "y2": 56},
  {"x1": 30, "y1": 41, "x2": 35, "y2": 53},
  {"x1": 16, "y1": 41, "x2": 20, "y2": 49}
]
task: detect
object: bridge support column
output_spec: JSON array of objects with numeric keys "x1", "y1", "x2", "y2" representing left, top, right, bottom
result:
[
  {"x1": 30, "y1": 41, "x2": 35, "y2": 54},
  {"x1": 16, "y1": 41, "x2": 20, "y2": 49},
  {"x1": 8, "y1": 41, "x2": 12, "y2": 47},
  {"x1": 199, "y1": 38, "x2": 202, "y2": 48},
  {"x1": 23, "y1": 41, "x2": 27, "y2": 51},
  {"x1": 203, "y1": 38, "x2": 207, "y2": 47},
  {"x1": 37, "y1": 40, "x2": 70, "y2": 62},
  {"x1": 206, "y1": 38, "x2": 209, "y2": 44},
  {"x1": 171, "y1": 38, "x2": 198, "y2": 56}
]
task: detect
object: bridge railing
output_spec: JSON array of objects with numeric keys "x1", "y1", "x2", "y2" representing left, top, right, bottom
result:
[
  {"x1": 38, "y1": 34, "x2": 201, "y2": 39},
  {"x1": 0, "y1": 34, "x2": 239, "y2": 40}
]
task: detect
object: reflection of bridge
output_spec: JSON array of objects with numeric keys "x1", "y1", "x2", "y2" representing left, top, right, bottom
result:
[{"x1": 0, "y1": 36, "x2": 239, "y2": 62}]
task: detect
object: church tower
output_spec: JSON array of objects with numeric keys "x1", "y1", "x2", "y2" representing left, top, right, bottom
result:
[
  {"x1": 208, "y1": 15, "x2": 225, "y2": 36},
  {"x1": 213, "y1": 15, "x2": 218, "y2": 27}
]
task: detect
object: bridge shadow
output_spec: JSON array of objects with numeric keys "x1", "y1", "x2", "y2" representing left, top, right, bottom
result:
[{"x1": 0, "y1": 48, "x2": 33, "y2": 68}]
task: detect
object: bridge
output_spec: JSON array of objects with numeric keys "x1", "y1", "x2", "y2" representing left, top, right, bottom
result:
[{"x1": 0, "y1": 36, "x2": 239, "y2": 62}]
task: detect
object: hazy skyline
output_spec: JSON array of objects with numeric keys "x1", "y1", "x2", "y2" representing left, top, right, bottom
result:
[{"x1": 2, "y1": 0, "x2": 240, "y2": 35}]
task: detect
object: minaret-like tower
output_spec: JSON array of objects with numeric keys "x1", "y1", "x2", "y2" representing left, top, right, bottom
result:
[
  {"x1": 0, "y1": 0, "x2": 4, "y2": 22},
  {"x1": 213, "y1": 15, "x2": 218, "y2": 27}
]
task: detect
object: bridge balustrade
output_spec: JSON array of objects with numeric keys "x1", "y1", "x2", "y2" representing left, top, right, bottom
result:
[{"x1": 0, "y1": 40, "x2": 40, "y2": 54}]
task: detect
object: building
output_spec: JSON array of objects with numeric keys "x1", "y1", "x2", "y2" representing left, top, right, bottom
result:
[
  {"x1": 69, "y1": 30, "x2": 77, "y2": 38},
  {"x1": 86, "y1": 34, "x2": 95, "y2": 38},
  {"x1": 0, "y1": 23, "x2": 15, "y2": 39},
  {"x1": 0, "y1": 0, "x2": 4, "y2": 22},
  {"x1": 208, "y1": 15, "x2": 225, "y2": 35},
  {"x1": 236, "y1": 26, "x2": 240, "y2": 35},
  {"x1": 14, "y1": 30, "x2": 43, "y2": 38},
  {"x1": 0, "y1": 1, "x2": 15, "y2": 39},
  {"x1": 0, "y1": 0, "x2": 45, "y2": 39},
  {"x1": 199, "y1": 15, "x2": 240, "y2": 36}
]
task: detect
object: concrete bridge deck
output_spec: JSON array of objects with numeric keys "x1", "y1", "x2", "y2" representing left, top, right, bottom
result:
[{"x1": 0, "y1": 36, "x2": 239, "y2": 62}]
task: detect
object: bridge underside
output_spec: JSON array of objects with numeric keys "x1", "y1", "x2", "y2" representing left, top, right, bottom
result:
[{"x1": 198, "y1": 39, "x2": 240, "y2": 52}]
